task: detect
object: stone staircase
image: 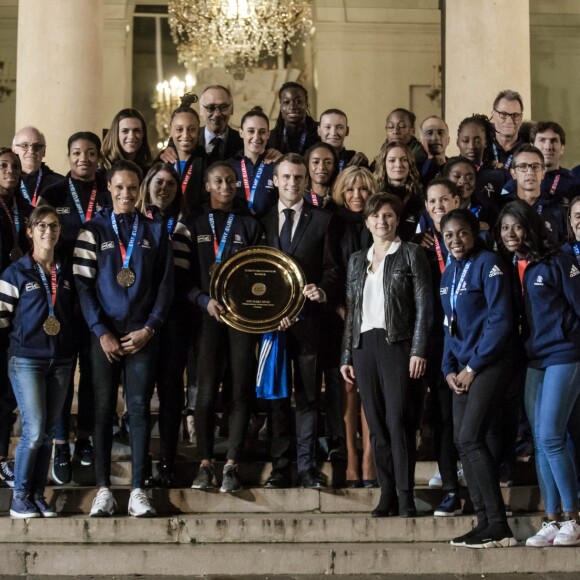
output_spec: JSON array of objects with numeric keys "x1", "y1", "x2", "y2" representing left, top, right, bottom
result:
[{"x1": 1, "y1": 405, "x2": 579, "y2": 576}]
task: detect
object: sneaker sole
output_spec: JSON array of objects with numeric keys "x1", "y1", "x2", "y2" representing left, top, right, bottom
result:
[
  {"x1": 39, "y1": 512, "x2": 58, "y2": 518},
  {"x1": 10, "y1": 510, "x2": 40, "y2": 518},
  {"x1": 434, "y1": 509, "x2": 462, "y2": 517},
  {"x1": 128, "y1": 510, "x2": 156, "y2": 517},
  {"x1": 1, "y1": 480, "x2": 14, "y2": 488},
  {"x1": 51, "y1": 467, "x2": 71, "y2": 485},
  {"x1": 450, "y1": 539, "x2": 466, "y2": 546},
  {"x1": 466, "y1": 537, "x2": 518, "y2": 549},
  {"x1": 526, "y1": 539, "x2": 554, "y2": 547},
  {"x1": 80, "y1": 459, "x2": 93, "y2": 466},
  {"x1": 220, "y1": 486, "x2": 242, "y2": 493},
  {"x1": 553, "y1": 537, "x2": 580, "y2": 546}
]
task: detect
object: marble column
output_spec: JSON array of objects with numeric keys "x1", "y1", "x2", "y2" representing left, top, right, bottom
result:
[
  {"x1": 443, "y1": 0, "x2": 531, "y2": 153},
  {"x1": 15, "y1": 0, "x2": 104, "y2": 173}
]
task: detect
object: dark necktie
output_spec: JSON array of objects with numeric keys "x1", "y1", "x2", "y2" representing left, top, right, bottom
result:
[
  {"x1": 209, "y1": 136, "x2": 222, "y2": 161},
  {"x1": 280, "y1": 208, "x2": 294, "y2": 253}
]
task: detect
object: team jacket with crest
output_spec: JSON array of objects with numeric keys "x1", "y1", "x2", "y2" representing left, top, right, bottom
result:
[
  {"x1": 440, "y1": 248, "x2": 512, "y2": 377},
  {"x1": 522, "y1": 253, "x2": 580, "y2": 369},
  {"x1": 39, "y1": 171, "x2": 111, "y2": 258},
  {"x1": 0, "y1": 255, "x2": 77, "y2": 358},
  {"x1": 73, "y1": 206, "x2": 174, "y2": 337},
  {"x1": 171, "y1": 205, "x2": 263, "y2": 310}
]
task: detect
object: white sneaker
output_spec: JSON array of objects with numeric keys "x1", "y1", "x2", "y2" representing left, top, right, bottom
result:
[
  {"x1": 554, "y1": 519, "x2": 580, "y2": 546},
  {"x1": 428, "y1": 470, "x2": 442, "y2": 488},
  {"x1": 526, "y1": 521, "x2": 559, "y2": 547},
  {"x1": 89, "y1": 488, "x2": 116, "y2": 517},
  {"x1": 128, "y1": 488, "x2": 156, "y2": 517}
]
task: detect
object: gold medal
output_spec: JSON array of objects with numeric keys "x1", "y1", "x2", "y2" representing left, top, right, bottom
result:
[
  {"x1": 9, "y1": 247, "x2": 22, "y2": 262},
  {"x1": 117, "y1": 268, "x2": 136, "y2": 287},
  {"x1": 43, "y1": 315, "x2": 61, "y2": 336}
]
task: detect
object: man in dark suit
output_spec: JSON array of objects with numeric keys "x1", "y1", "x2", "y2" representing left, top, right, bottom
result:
[
  {"x1": 160, "y1": 85, "x2": 243, "y2": 165},
  {"x1": 198, "y1": 85, "x2": 243, "y2": 163},
  {"x1": 260, "y1": 153, "x2": 342, "y2": 489}
]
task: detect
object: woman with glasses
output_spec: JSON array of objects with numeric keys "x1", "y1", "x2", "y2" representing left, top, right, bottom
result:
[
  {"x1": 0, "y1": 205, "x2": 76, "y2": 517},
  {"x1": 38, "y1": 132, "x2": 112, "y2": 485}
]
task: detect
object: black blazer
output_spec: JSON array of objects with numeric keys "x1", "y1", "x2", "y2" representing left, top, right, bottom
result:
[
  {"x1": 260, "y1": 203, "x2": 342, "y2": 309},
  {"x1": 198, "y1": 126, "x2": 244, "y2": 163}
]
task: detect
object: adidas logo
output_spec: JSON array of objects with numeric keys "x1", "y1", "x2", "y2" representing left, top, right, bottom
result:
[
  {"x1": 534, "y1": 276, "x2": 544, "y2": 286},
  {"x1": 489, "y1": 265, "x2": 503, "y2": 277},
  {"x1": 571, "y1": 265, "x2": 580, "y2": 278},
  {"x1": 440, "y1": 287, "x2": 448, "y2": 295},
  {"x1": 545, "y1": 221, "x2": 553, "y2": 231}
]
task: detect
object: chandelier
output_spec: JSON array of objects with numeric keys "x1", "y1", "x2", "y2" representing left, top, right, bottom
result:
[
  {"x1": 168, "y1": 0, "x2": 313, "y2": 79},
  {"x1": 152, "y1": 75, "x2": 195, "y2": 146}
]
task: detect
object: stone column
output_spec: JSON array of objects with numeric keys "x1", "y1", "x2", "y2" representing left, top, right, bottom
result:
[
  {"x1": 443, "y1": 0, "x2": 531, "y2": 154},
  {"x1": 16, "y1": 0, "x2": 104, "y2": 173}
]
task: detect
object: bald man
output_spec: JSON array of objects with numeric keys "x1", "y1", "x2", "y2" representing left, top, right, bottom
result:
[{"x1": 12, "y1": 127, "x2": 63, "y2": 206}]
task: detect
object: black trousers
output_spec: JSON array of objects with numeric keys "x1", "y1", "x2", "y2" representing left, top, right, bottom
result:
[
  {"x1": 194, "y1": 316, "x2": 255, "y2": 462},
  {"x1": 352, "y1": 330, "x2": 416, "y2": 494},
  {"x1": 0, "y1": 335, "x2": 16, "y2": 458},
  {"x1": 453, "y1": 359, "x2": 509, "y2": 526}
]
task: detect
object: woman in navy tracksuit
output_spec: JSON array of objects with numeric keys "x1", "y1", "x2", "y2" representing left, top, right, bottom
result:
[
  {"x1": 497, "y1": 200, "x2": 580, "y2": 548},
  {"x1": 229, "y1": 107, "x2": 277, "y2": 218},
  {"x1": 0, "y1": 205, "x2": 76, "y2": 518},
  {"x1": 440, "y1": 208, "x2": 516, "y2": 548},
  {"x1": 173, "y1": 162, "x2": 263, "y2": 493},
  {"x1": 74, "y1": 160, "x2": 174, "y2": 518}
]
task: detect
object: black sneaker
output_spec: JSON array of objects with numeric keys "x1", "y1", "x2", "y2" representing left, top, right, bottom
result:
[
  {"x1": 434, "y1": 492, "x2": 462, "y2": 517},
  {"x1": 464, "y1": 522, "x2": 517, "y2": 548},
  {"x1": 52, "y1": 444, "x2": 72, "y2": 485},
  {"x1": 450, "y1": 518, "x2": 488, "y2": 546},
  {"x1": 191, "y1": 464, "x2": 216, "y2": 490},
  {"x1": 74, "y1": 438, "x2": 94, "y2": 466},
  {"x1": 0, "y1": 460, "x2": 15, "y2": 488},
  {"x1": 33, "y1": 495, "x2": 57, "y2": 518},
  {"x1": 220, "y1": 464, "x2": 242, "y2": 493}
]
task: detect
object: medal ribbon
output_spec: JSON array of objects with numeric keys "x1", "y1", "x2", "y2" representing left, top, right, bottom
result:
[
  {"x1": 549, "y1": 174, "x2": 560, "y2": 196},
  {"x1": 310, "y1": 191, "x2": 320, "y2": 207},
  {"x1": 20, "y1": 168, "x2": 42, "y2": 206},
  {"x1": 492, "y1": 142, "x2": 513, "y2": 169},
  {"x1": 433, "y1": 233, "x2": 448, "y2": 275},
  {"x1": 573, "y1": 243, "x2": 580, "y2": 268},
  {"x1": 282, "y1": 127, "x2": 307, "y2": 154},
  {"x1": 34, "y1": 261, "x2": 57, "y2": 317},
  {"x1": 240, "y1": 159, "x2": 265, "y2": 212},
  {"x1": 0, "y1": 196, "x2": 19, "y2": 245},
  {"x1": 175, "y1": 161, "x2": 194, "y2": 196},
  {"x1": 208, "y1": 212, "x2": 234, "y2": 264},
  {"x1": 450, "y1": 258, "x2": 473, "y2": 323},
  {"x1": 110, "y1": 212, "x2": 139, "y2": 269},
  {"x1": 339, "y1": 159, "x2": 345, "y2": 172},
  {"x1": 69, "y1": 178, "x2": 97, "y2": 223}
]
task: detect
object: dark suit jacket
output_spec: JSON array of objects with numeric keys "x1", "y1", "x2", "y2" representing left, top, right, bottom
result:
[
  {"x1": 260, "y1": 203, "x2": 342, "y2": 311},
  {"x1": 198, "y1": 126, "x2": 244, "y2": 163}
]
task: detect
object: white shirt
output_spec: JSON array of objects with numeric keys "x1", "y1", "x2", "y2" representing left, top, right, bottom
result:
[
  {"x1": 360, "y1": 238, "x2": 402, "y2": 333},
  {"x1": 277, "y1": 199, "x2": 304, "y2": 239},
  {"x1": 204, "y1": 127, "x2": 228, "y2": 154}
]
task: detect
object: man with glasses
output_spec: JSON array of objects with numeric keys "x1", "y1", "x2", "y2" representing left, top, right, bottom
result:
[
  {"x1": 503, "y1": 144, "x2": 566, "y2": 241},
  {"x1": 11, "y1": 127, "x2": 63, "y2": 207},
  {"x1": 490, "y1": 90, "x2": 524, "y2": 170}
]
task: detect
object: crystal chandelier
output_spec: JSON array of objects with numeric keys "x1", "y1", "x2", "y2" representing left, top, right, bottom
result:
[{"x1": 168, "y1": 0, "x2": 313, "y2": 80}]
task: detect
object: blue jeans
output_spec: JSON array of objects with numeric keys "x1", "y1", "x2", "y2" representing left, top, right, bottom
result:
[
  {"x1": 91, "y1": 334, "x2": 158, "y2": 489},
  {"x1": 525, "y1": 362, "x2": 580, "y2": 514},
  {"x1": 8, "y1": 356, "x2": 73, "y2": 497}
]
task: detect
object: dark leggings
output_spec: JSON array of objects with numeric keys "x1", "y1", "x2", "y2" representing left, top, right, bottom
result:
[
  {"x1": 194, "y1": 316, "x2": 255, "y2": 462},
  {"x1": 453, "y1": 359, "x2": 509, "y2": 526}
]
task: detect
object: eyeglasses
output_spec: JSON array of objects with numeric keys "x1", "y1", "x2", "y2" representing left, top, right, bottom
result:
[
  {"x1": 202, "y1": 103, "x2": 231, "y2": 114},
  {"x1": 35, "y1": 222, "x2": 61, "y2": 232},
  {"x1": 494, "y1": 110, "x2": 523, "y2": 122},
  {"x1": 13, "y1": 143, "x2": 46, "y2": 152},
  {"x1": 386, "y1": 124, "x2": 409, "y2": 131},
  {"x1": 514, "y1": 163, "x2": 544, "y2": 173}
]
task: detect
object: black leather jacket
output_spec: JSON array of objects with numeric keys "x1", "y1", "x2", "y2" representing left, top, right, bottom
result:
[{"x1": 340, "y1": 241, "x2": 433, "y2": 366}]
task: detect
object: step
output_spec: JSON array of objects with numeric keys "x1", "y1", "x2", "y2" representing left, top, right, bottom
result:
[
  {"x1": 1, "y1": 541, "x2": 579, "y2": 577},
  {"x1": 0, "y1": 487, "x2": 545, "y2": 515},
  {"x1": 0, "y1": 513, "x2": 545, "y2": 545}
]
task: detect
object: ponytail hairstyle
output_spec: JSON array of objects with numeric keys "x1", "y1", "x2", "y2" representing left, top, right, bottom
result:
[
  {"x1": 170, "y1": 93, "x2": 200, "y2": 125},
  {"x1": 241, "y1": 105, "x2": 270, "y2": 128},
  {"x1": 101, "y1": 108, "x2": 152, "y2": 170}
]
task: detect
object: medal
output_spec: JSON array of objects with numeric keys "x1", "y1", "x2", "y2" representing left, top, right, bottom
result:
[
  {"x1": 117, "y1": 267, "x2": 136, "y2": 287},
  {"x1": 43, "y1": 315, "x2": 61, "y2": 336},
  {"x1": 209, "y1": 263, "x2": 218, "y2": 277},
  {"x1": 9, "y1": 247, "x2": 22, "y2": 262}
]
